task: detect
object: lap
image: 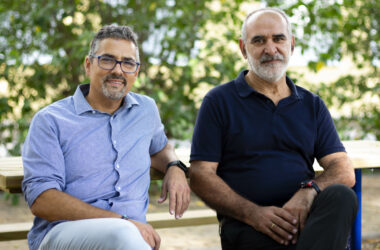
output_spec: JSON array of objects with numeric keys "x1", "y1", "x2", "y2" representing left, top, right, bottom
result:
[
  {"x1": 220, "y1": 217, "x2": 296, "y2": 250},
  {"x1": 38, "y1": 218, "x2": 151, "y2": 250}
]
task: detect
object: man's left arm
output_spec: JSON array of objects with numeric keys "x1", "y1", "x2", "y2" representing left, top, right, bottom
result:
[
  {"x1": 150, "y1": 143, "x2": 190, "y2": 219},
  {"x1": 283, "y1": 151, "x2": 355, "y2": 244}
]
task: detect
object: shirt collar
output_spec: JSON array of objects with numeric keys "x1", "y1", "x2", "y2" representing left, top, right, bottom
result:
[
  {"x1": 235, "y1": 70, "x2": 301, "y2": 100},
  {"x1": 73, "y1": 83, "x2": 139, "y2": 115}
]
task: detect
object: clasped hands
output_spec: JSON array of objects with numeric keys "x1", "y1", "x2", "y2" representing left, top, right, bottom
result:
[{"x1": 250, "y1": 189, "x2": 316, "y2": 246}]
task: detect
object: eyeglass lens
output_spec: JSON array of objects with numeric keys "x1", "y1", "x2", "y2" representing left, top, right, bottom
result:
[{"x1": 98, "y1": 57, "x2": 137, "y2": 73}]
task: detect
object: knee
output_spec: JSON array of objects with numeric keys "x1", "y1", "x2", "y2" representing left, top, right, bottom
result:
[
  {"x1": 322, "y1": 184, "x2": 358, "y2": 214},
  {"x1": 103, "y1": 220, "x2": 150, "y2": 250}
]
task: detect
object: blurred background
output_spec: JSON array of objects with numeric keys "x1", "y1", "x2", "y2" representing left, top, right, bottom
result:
[
  {"x1": 0, "y1": 0, "x2": 379, "y2": 156},
  {"x1": 0, "y1": 0, "x2": 379, "y2": 249}
]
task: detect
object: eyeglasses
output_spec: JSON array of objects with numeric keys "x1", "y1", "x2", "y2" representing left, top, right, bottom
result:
[{"x1": 90, "y1": 55, "x2": 140, "y2": 74}]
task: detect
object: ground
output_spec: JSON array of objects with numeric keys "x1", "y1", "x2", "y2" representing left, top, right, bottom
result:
[{"x1": 0, "y1": 173, "x2": 379, "y2": 250}]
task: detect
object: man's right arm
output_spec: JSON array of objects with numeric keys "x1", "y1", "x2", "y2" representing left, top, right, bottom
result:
[
  {"x1": 190, "y1": 160, "x2": 298, "y2": 245},
  {"x1": 31, "y1": 189, "x2": 119, "y2": 221},
  {"x1": 31, "y1": 189, "x2": 161, "y2": 249}
]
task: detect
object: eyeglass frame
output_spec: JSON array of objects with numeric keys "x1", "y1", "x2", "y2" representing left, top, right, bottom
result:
[{"x1": 89, "y1": 55, "x2": 140, "y2": 74}]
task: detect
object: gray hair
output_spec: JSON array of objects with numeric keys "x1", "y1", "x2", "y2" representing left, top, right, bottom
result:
[
  {"x1": 89, "y1": 25, "x2": 140, "y2": 62},
  {"x1": 241, "y1": 7, "x2": 292, "y2": 43}
]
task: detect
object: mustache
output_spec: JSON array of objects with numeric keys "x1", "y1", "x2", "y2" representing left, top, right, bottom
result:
[
  {"x1": 103, "y1": 74, "x2": 127, "y2": 85},
  {"x1": 260, "y1": 53, "x2": 284, "y2": 63}
]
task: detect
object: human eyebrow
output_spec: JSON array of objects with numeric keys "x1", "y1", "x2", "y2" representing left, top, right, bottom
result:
[
  {"x1": 273, "y1": 34, "x2": 287, "y2": 40},
  {"x1": 121, "y1": 57, "x2": 136, "y2": 62},
  {"x1": 100, "y1": 54, "x2": 116, "y2": 59},
  {"x1": 250, "y1": 35, "x2": 265, "y2": 43}
]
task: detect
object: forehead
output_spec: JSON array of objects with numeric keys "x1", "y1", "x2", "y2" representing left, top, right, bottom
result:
[
  {"x1": 245, "y1": 11, "x2": 288, "y2": 38},
  {"x1": 96, "y1": 38, "x2": 137, "y2": 59}
]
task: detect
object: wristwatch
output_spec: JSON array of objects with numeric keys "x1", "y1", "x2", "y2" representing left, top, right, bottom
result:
[
  {"x1": 300, "y1": 180, "x2": 321, "y2": 194},
  {"x1": 166, "y1": 160, "x2": 189, "y2": 175}
]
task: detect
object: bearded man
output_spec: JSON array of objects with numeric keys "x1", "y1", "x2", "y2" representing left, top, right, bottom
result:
[{"x1": 189, "y1": 8, "x2": 358, "y2": 250}]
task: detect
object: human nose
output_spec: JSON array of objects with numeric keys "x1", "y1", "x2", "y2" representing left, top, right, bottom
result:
[
  {"x1": 111, "y1": 62, "x2": 124, "y2": 74},
  {"x1": 264, "y1": 40, "x2": 278, "y2": 55}
]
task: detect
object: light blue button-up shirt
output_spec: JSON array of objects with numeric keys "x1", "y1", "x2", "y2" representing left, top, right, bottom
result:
[{"x1": 22, "y1": 84, "x2": 168, "y2": 250}]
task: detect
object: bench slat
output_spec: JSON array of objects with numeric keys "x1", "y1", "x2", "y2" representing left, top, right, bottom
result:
[{"x1": 0, "y1": 209, "x2": 217, "y2": 241}]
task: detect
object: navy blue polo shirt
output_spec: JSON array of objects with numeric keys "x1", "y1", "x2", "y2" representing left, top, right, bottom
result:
[{"x1": 190, "y1": 70, "x2": 345, "y2": 207}]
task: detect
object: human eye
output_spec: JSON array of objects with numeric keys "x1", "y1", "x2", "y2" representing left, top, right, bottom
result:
[
  {"x1": 273, "y1": 35, "x2": 286, "y2": 42},
  {"x1": 122, "y1": 60, "x2": 136, "y2": 67},
  {"x1": 252, "y1": 37, "x2": 265, "y2": 45},
  {"x1": 100, "y1": 57, "x2": 115, "y2": 64}
]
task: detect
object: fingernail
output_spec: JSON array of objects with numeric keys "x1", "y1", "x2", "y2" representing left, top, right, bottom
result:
[
  {"x1": 157, "y1": 198, "x2": 163, "y2": 202},
  {"x1": 288, "y1": 235, "x2": 293, "y2": 240},
  {"x1": 293, "y1": 228, "x2": 298, "y2": 233},
  {"x1": 170, "y1": 210, "x2": 174, "y2": 215},
  {"x1": 293, "y1": 219, "x2": 297, "y2": 224},
  {"x1": 175, "y1": 215, "x2": 180, "y2": 219}
]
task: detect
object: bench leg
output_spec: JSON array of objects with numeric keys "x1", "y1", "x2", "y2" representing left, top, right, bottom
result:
[{"x1": 351, "y1": 169, "x2": 361, "y2": 250}]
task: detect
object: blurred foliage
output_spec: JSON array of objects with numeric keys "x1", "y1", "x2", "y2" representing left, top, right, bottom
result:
[
  {"x1": 2, "y1": 191, "x2": 20, "y2": 206},
  {"x1": 0, "y1": 0, "x2": 245, "y2": 155},
  {"x1": 0, "y1": 0, "x2": 379, "y2": 157},
  {"x1": 266, "y1": 0, "x2": 380, "y2": 139}
]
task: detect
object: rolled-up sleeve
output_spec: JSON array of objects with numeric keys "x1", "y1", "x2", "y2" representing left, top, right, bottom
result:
[{"x1": 22, "y1": 110, "x2": 65, "y2": 208}]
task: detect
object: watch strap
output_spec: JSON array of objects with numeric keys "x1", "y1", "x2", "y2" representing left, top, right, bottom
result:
[
  {"x1": 301, "y1": 180, "x2": 321, "y2": 194},
  {"x1": 166, "y1": 160, "x2": 189, "y2": 175}
]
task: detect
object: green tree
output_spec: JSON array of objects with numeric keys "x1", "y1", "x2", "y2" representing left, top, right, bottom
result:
[
  {"x1": 265, "y1": 0, "x2": 380, "y2": 139},
  {"x1": 0, "y1": 0, "x2": 245, "y2": 155}
]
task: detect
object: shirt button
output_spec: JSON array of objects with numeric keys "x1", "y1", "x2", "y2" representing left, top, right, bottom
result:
[
  {"x1": 116, "y1": 164, "x2": 120, "y2": 169},
  {"x1": 113, "y1": 140, "x2": 117, "y2": 145},
  {"x1": 92, "y1": 110, "x2": 96, "y2": 114},
  {"x1": 116, "y1": 186, "x2": 121, "y2": 191}
]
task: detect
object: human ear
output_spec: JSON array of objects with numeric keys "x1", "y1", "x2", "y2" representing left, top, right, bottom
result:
[{"x1": 239, "y1": 39, "x2": 247, "y2": 59}]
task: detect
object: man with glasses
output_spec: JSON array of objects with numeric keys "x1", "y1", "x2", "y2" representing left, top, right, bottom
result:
[{"x1": 22, "y1": 25, "x2": 190, "y2": 250}]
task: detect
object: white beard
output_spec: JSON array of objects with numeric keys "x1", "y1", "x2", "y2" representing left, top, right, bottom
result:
[{"x1": 247, "y1": 50, "x2": 290, "y2": 83}]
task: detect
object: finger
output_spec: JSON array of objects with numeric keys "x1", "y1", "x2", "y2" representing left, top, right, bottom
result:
[
  {"x1": 168, "y1": 187, "x2": 176, "y2": 216},
  {"x1": 175, "y1": 191, "x2": 183, "y2": 219},
  {"x1": 153, "y1": 229, "x2": 161, "y2": 249},
  {"x1": 292, "y1": 215, "x2": 301, "y2": 244},
  {"x1": 292, "y1": 230, "x2": 299, "y2": 245},
  {"x1": 272, "y1": 216, "x2": 298, "y2": 236},
  {"x1": 157, "y1": 182, "x2": 168, "y2": 204},
  {"x1": 145, "y1": 232, "x2": 155, "y2": 248},
  {"x1": 180, "y1": 189, "x2": 190, "y2": 216},
  {"x1": 275, "y1": 208, "x2": 297, "y2": 226},
  {"x1": 269, "y1": 222, "x2": 294, "y2": 243},
  {"x1": 263, "y1": 225, "x2": 289, "y2": 245}
]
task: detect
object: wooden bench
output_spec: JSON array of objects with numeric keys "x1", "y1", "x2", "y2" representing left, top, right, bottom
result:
[
  {"x1": 1, "y1": 140, "x2": 380, "y2": 250},
  {"x1": 0, "y1": 209, "x2": 218, "y2": 241}
]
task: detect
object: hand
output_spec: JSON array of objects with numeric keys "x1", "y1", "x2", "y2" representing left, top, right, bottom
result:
[
  {"x1": 246, "y1": 205, "x2": 298, "y2": 245},
  {"x1": 158, "y1": 166, "x2": 190, "y2": 219},
  {"x1": 129, "y1": 219, "x2": 161, "y2": 249},
  {"x1": 282, "y1": 188, "x2": 317, "y2": 244}
]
